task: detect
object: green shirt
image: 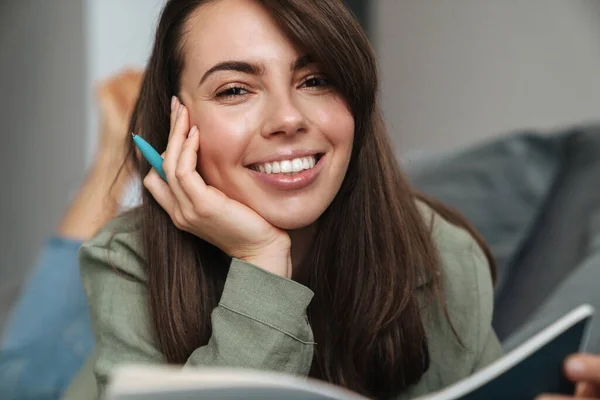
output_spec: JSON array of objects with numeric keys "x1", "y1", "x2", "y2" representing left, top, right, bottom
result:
[{"x1": 63, "y1": 203, "x2": 503, "y2": 399}]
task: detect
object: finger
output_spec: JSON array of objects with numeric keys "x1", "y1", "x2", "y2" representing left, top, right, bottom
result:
[
  {"x1": 565, "y1": 354, "x2": 600, "y2": 383},
  {"x1": 170, "y1": 96, "x2": 182, "y2": 133},
  {"x1": 164, "y1": 102, "x2": 189, "y2": 175},
  {"x1": 143, "y1": 168, "x2": 178, "y2": 218},
  {"x1": 169, "y1": 97, "x2": 176, "y2": 130},
  {"x1": 165, "y1": 102, "x2": 189, "y2": 164},
  {"x1": 169, "y1": 95, "x2": 177, "y2": 119},
  {"x1": 176, "y1": 125, "x2": 207, "y2": 207},
  {"x1": 534, "y1": 395, "x2": 595, "y2": 400},
  {"x1": 163, "y1": 105, "x2": 196, "y2": 211},
  {"x1": 575, "y1": 381, "x2": 599, "y2": 397}
]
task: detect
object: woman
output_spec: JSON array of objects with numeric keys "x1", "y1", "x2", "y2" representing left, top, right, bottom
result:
[{"x1": 64, "y1": 1, "x2": 502, "y2": 399}]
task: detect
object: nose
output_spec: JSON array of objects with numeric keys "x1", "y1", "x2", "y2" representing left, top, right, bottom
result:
[{"x1": 261, "y1": 91, "x2": 308, "y2": 138}]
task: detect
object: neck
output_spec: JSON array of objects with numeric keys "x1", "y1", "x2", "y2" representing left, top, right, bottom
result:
[{"x1": 288, "y1": 223, "x2": 318, "y2": 281}]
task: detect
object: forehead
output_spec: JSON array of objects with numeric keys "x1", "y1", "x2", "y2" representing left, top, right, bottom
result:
[{"x1": 182, "y1": 0, "x2": 301, "y2": 70}]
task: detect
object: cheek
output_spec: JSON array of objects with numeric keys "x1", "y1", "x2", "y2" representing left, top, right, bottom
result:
[
  {"x1": 309, "y1": 99, "x2": 355, "y2": 149},
  {"x1": 190, "y1": 110, "x2": 252, "y2": 184}
]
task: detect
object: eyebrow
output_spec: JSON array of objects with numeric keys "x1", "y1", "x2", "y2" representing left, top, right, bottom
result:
[
  {"x1": 292, "y1": 54, "x2": 314, "y2": 71},
  {"x1": 198, "y1": 54, "x2": 315, "y2": 87}
]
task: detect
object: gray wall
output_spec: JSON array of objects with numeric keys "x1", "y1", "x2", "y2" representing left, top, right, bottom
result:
[
  {"x1": 0, "y1": 0, "x2": 86, "y2": 325},
  {"x1": 373, "y1": 0, "x2": 600, "y2": 155}
]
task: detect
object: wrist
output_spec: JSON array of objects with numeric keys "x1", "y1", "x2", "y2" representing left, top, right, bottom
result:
[{"x1": 238, "y1": 244, "x2": 292, "y2": 278}]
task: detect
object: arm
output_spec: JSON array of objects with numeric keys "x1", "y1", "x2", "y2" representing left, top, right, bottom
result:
[
  {"x1": 79, "y1": 224, "x2": 315, "y2": 398},
  {"x1": 470, "y1": 242, "x2": 504, "y2": 372},
  {"x1": 417, "y1": 201, "x2": 504, "y2": 374}
]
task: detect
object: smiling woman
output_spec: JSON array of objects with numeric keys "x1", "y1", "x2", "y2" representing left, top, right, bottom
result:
[
  {"x1": 62, "y1": 1, "x2": 501, "y2": 400},
  {"x1": 176, "y1": 0, "x2": 354, "y2": 231}
]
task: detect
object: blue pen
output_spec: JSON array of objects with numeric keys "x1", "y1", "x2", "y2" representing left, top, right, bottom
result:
[{"x1": 131, "y1": 133, "x2": 167, "y2": 182}]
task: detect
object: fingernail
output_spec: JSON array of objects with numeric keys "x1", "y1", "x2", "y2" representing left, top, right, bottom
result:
[
  {"x1": 176, "y1": 103, "x2": 183, "y2": 118},
  {"x1": 171, "y1": 96, "x2": 177, "y2": 111},
  {"x1": 188, "y1": 126, "x2": 198, "y2": 137},
  {"x1": 566, "y1": 357, "x2": 585, "y2": 374}
]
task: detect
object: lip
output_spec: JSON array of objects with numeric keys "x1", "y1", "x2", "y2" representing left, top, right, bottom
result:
[
  {"x1": 248, "y1": 153, "x2": 326, "y2": 191},
  {"x1": 245, "y1": 149, "x2": 324, "y2": 167}
]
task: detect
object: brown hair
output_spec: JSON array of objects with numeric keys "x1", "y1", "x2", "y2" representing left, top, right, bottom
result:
[{"x1": 125, "y1": 0, "x2": 495, "y2": 398}]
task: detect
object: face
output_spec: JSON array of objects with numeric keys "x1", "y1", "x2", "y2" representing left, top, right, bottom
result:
[{"x1": 178, "y1": 0, "x2": 354, "y2": 230}]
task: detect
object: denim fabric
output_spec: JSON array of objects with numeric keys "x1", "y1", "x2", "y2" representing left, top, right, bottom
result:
[{"x1": 0, "y1": 237, "x2": 93, "y2": 400}]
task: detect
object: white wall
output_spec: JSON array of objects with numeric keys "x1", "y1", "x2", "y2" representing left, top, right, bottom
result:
[
  {"x1": 85, "y1": 0, "x2": 165, "y2": 163},
  {"x1": 373, "y1": 0, "x2": 600, "y2": 155}
]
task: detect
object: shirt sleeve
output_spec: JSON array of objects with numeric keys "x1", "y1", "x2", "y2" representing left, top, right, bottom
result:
[
  {"x1": 0, "y1": 237, "x2": 94, "y2": 400},
  {"x1": 79, "y1": 230, "x2": 315, "y2": 399},
  {"x1": 469, "y1": 239, "x2": 504, "y2": 372}
]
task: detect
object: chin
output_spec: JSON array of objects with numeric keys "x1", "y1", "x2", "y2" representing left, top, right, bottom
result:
[{"x1": 261, "y1": 208, "x2": 323, "y2": 231}]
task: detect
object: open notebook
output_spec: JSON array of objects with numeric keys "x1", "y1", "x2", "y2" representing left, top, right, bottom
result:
[{"x1": 105, "y1": 304, "x2": 595, "y2": 400}]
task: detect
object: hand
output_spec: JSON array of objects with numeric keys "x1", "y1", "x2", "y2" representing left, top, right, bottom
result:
[
  {"x1": 536, "y1": 353, "x2": 600, "y2": 399},
  {"x1": 143, "y1": 97, "x2": 292, "y2": 278},
  {"x1": 94, "y1": 68, "x2": 144, "y2": 167}
]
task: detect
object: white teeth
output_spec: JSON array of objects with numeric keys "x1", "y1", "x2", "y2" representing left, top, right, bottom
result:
[
  {"x1": 292, "y1": 158, "x2": 303, "y2": 172},
  {"x1": 272, "y1": 161, "x2": 281, "y2": 173},
  {"x1": 280, "y1": 160, "x2": 293, "y2": 173},
  {"x1": 302, "y1": 157, "x2": 310, "y2": 169},
  {"x1": 252, "y1": 155, "x2": 319, "y2": 174}
]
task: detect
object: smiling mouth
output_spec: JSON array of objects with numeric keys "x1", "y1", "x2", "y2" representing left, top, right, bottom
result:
[{"x1": 248, "y1": 153, "x2": 324, "y2": 175}]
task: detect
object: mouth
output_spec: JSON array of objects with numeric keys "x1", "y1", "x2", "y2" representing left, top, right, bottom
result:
[{"x1": 247, "y1": 153, "x2": 324, "y2": 175}]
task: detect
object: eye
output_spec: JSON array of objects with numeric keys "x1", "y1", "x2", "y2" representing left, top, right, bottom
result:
[
  {"x1": 300, "y1": 75, "x2": 332, "y2": 89},
  {"x1": 215, "y1": 86, "x2": 249, "y2": 99}
]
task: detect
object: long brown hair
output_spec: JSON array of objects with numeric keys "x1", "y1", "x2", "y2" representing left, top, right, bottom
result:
[{"x1": 125, "y1": 1, "x2": 495, "y2": 398}]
